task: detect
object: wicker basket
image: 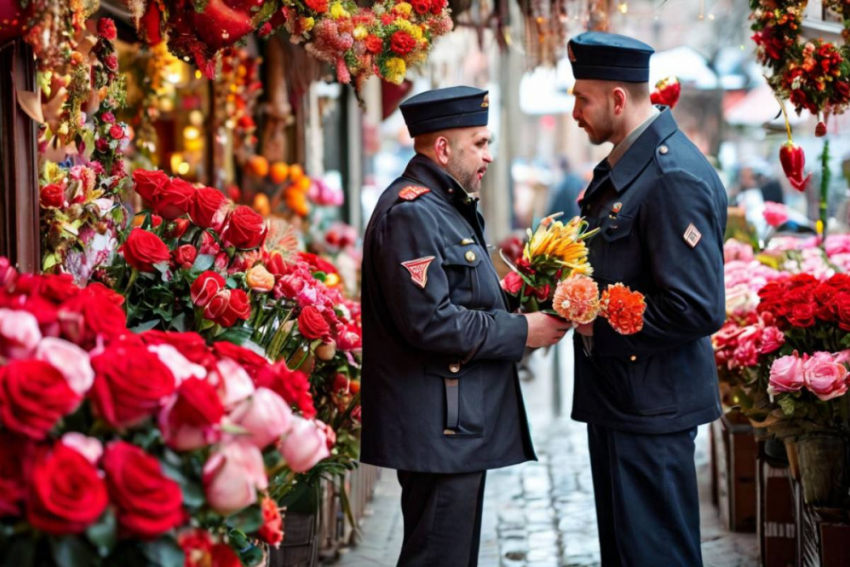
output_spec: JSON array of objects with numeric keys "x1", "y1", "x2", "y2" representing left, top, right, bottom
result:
[{"x1": 267, "y1": 512, "x2": 319, "y2": 567}]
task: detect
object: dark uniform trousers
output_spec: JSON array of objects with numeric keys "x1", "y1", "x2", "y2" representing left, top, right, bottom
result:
[
  {"x1": 396, "y1": 471, "x2": 487, "y2": 567},
  {"x1": 588, "y1": 425, "x2": 702, "y2": 567}
]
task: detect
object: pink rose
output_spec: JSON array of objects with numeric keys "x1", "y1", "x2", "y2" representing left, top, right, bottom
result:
[
  {"x1": 230, "y1": 388, "x2": 293, "y2": 449},
  {"x1": 0, "y1": 309, "x2": 42, "y2": 359},
  {"x1": 35, "y1": 338, "x2": 94, "y2": 396},
  {"x1": 208, "y1": 358, "x2": 255, "y2": 409},
  {"x1": 833, "y1": 349, "x2": 850, "y2": 366},
  {"x1": 61, "y1": 433, "x2": 103, "y2": 465},
  {"x1": 280, "y1": 417, "x2": 331, "y2": 473},
  {"x1": 159, "y1": 377, "x2": 224, "y2": 451},
  {"x1": 147, "y1": 344, "x2": 206, "y2": 385},
  {"x1": 803, "y1": 351, "x2": 849, "y2": 401},
  {"x1": 501, "y1": 272, "x2": 523, "y2": 295},
  {"x1": 759, "y1": 326, "x2": 785, "y2": 354},
  {"x1": 724, "y1": 239, "x2": 755, "y2": 263},
  {"x1": 768, "y1": 354, "x2": 805, "y2": 395},
  {"x1": 763, "y1": 202, "x2": 789, "y2": 228},
  {"x1": 202, "y1": 441, "x2": 268, "y2": 515}
]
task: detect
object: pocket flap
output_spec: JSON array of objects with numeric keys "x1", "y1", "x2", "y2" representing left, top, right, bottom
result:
[
  {"x1": 444, "y1": 243, "x2": 482, "y2": 267},
  {"x1": 601, "y1": 215, "x2": 635, "y2": 242}
]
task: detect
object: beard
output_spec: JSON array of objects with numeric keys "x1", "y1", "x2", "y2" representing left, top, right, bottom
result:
[
  {"x1": 447, "y1": 153, "x2": 482, "y2": 193},
  {"x1": 580, "y1": 110, "x2": 615, "y2": 146}
]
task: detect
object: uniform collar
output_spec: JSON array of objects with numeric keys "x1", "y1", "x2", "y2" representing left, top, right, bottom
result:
[
  {"x1": 403, "y1": 154, "x2": 477, "y2": 205},
  {"x1": 609, "y1": 105, "x2": 678, "y2": 193}
]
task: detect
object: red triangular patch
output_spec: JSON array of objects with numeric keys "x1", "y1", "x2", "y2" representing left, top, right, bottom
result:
[
  {"x1": 399, "y1": 186, "x2": 431, "y2": 201},
  {"x1": 401, "y1": 256, "x2": 435, "y2": 289}
]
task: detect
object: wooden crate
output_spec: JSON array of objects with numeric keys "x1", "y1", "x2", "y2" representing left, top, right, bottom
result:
[
  {"x1": 712, "y1": 411, "x2": 758, "y2": 533},
  {"x1": 757, "y1": 444, "x2": 796, "y2": 567},
  {"x1": 794, "y1": 480, "x2": 850, "y2": 567}
]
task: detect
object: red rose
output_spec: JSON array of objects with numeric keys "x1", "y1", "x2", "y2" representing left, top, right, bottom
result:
[
  {"x1": 431, "y1": 0, "x2": 447, "y2": 13},
  {"x1": 0, "y1": 431, "x2": 34, "y2": 517},
  {"x1": 133, "y1": 169, "x2": 169, "y2": 203},
  {"x1": 788, "y1": 302, "x2": 816, "y2": 328},
  {"x1": 141, "y1": 330, "x2": 215, "y2": 367},
  {"x1": 162, "y1": 377, "x2": 224, "y2": 448},
  {"x1": 390, "y1": 31, "x2": 417, "y2": 55},
  {"x1": 256, "y1": 362, "x2": 317, "y2": 418},
  {"x1": 297, "y1": 251, "x2": 338, "y2": 275},
  {"x1": 200, "y1": 231, "x2": 221, "y2": 256},
  {"x1": 101, "y1": 111, "x2": 115, "y2": 123},
  {"x1": 267, "y1": 252, "x2": 294, "y2": 277},
  {"x1": 97, "y1": 18, "x2": 117, "y2": 41},
  {"x1": 154, "y1": 178, "x2": 195, "y2": 221},
  {"x1": 364, "y1": 34, "x2": 384, "y2": 54},
  {"x1": 151, "y1": 214, "x2": 163, "y2": 227},
  {"x1": 411, "y1": 0, "x2": 431, "y2": 14},
  {"x1": 204, "y1": 289, "x2": 251, "y2": 328},
  {"x1": 105, "y1": 54, "x2": 119, "y2": 71},
  {"x1": 501, "y1": 272, "x2": 523, "y2": 294},
  {"x1": 191, "y1": 271, "x2": 226, "y2": 308},
  {"x1": 120, "y1": 228, "x2": 171, "y2": 273},
  {"x1": 298, "y1": 305, "x2": 330, "y2": 340},
  {"x1": 109, "y1": 123, "x2": 124, "y2": 139},
  {"x1": 305, "y1": 0, "x2": 328, "y2": 12},
  {"x1": 173, "y1": 244, "x2": 198, "y2": 270},
  {"x1": 211, "y1": 544, "x2": 242, "y2": 567},
  {"x1": 58, "y1": 287, "x2": 127, "y2": 348},
  {"x1": 274, "y1": 273, "x2": 306, "y2": 300},
  {"x1": 0, "y1": 360, "x2": 81, "y2": 440},
  {"x1": 191, "y1": 187, "x2": 228, "y2": 230},
  {"x1": 834, "y1": 292, "x2": 850, "y2": 331},
  {"x1": 213, "y1": 341, "x2": 269, "y2": 380},
  {"x1": 90, "y1": 343, "x2": 176, "y2": 428},
  {"x1": 167, "y1": 218, "x2": 191, "y2": 239},
  {"x1": 40, "y1": 273, "x2": 81, "y2": 304},
  {"x1": 258, "y1": 496, "x2": 283, "y2": 546},
  {"x1": 178, "y1": 529, "x2": 214, "y2": 567},
  {"x1": 40, "y1": 183, "x2": 65, "y2": 208},
  {"x1": 221, "y1": 206, "x2": 266, "y2": 250},
  {"x1": 96, "y1": 138, "x2": 109, "y2": 152},
  {"x1": 27, "y1": 443, "x2": 108, "y2": 535},
  {"x1": 102, "y1": 441, "x2": 184, "y2": 539}
]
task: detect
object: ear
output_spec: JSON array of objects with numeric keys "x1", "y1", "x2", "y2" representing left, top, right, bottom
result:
[
  {"x1": 612, "y1": 87, "x2": 628, "y2": 115},
  {"x1": 434, "y1": 136, "x2": 451, "y2": 166}
]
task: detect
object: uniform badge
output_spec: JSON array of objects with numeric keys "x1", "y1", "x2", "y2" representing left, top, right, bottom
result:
[
  {"x1": 399, "y1": 186, "x2": 431, "y2": 201},
  {"x1": 612, "y1": 202, "x2": 623, "y2": 214},
  {"x1": 401, "y1": 256, "x2": 436, "y2": 289},
  {"x1": 481, "y1": 95, "x2": 489, "y2": 108},
  {"x1": 568, "y1": 44, "x2": 577, "y2": 62},
  {"x1": 684, "y1": 224, "x2": 702, "y2": 248}
]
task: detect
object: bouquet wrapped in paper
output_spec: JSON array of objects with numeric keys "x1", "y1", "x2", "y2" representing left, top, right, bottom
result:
[{"x1": 500, "y1": 214, "x2": 646, "y2": 335}]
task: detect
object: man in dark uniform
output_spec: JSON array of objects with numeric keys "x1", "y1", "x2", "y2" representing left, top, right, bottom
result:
[
  {"x1": 567, "y1": 33, "x2": 727, "y2": 566},
  {"x1": 360, "y1": 86, "x2": 571, "y2": 566}
]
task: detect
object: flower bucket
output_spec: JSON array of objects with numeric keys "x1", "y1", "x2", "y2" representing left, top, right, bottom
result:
[
  {"x1": 266, "y1": 512, "x2": 319, "y2": 567},
  {"x1": 797, "y1": 433, "x2": 850, "y2": 508}
]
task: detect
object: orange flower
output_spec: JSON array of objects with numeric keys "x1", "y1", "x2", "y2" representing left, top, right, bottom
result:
[
  {"x1": 553, "y1": 275, "x2": 600, "y2": 325},
  {"x1": 601, "y1": 284, "x2": 646, "y2": 335},
  {"x1": 246, "y1": 265, "x2": 275, "y2": 292}
]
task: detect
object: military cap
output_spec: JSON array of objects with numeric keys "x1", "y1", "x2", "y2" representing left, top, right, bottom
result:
[
  {"x1": 568, "y1": 32, "x2": 654, "y2": 83},
  {"x1": 400, "y1": 86, "x2": 489, "y2": 138}
]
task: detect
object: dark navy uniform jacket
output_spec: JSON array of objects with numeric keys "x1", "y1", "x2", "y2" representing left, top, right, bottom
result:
[
  {"x1": 572, "y1": 107, "x2": 727, "y2": 434},
  {"x1": 360, "y1": 154, "x2": 536, "y2": 473}
]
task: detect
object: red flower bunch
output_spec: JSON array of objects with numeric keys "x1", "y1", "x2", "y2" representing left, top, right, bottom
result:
[
  {"x1": 758, "y1": 273, "x2": 850, "y2": 332},
  {"x1": 390, "y1": 31, "x2": 417, "y2": 55},
  {"x1": 256, "y1": 362, "x2": 317, "y2": 418}
]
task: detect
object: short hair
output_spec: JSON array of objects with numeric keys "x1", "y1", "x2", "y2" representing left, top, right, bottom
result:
[{"x1": 615, "y1": 81, "x2": 650, "y2": 102}]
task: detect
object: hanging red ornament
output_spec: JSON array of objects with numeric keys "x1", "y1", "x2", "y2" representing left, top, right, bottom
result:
[
  {"x1": 776, "y1": 96, "x2": 811, "y2": 192},
  {"x1": 650, "y1": 76, "x2": 681, "y2": 109}
]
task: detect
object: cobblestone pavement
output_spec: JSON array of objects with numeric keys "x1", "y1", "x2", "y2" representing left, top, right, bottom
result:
[{"x1": 328, "y1": 338, "x2": 759, "y2": 567}]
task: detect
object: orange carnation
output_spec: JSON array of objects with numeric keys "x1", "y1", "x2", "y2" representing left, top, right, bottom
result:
[
  {"x1": 553, "y1": 275, "x2": 600, "y2": 325},
  {"x1": 601, "y1": 284, "x2": 646, "y2": 335}
]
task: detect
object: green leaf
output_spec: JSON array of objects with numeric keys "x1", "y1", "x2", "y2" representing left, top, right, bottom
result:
[
  {"x1": 227, "y1": 504, "x2": 263, "y2": 533},
  {"x1": 50, "y1": 535, "x2": 98, "y2": 567},
  {"x1": 2, "y1": 536, "x2": 36, "y2": 567},
  {"x1": 160, "y1": 454, "x2": 205, "y2": 510},
  {"x1": 218, "y1": 326, "x2": 253, "y2": 345},
  {"x1": 198, "y1": 318, "x2": 215, "y2": 332},
  {"x1": 130, "y1": 320, "x2": 161, "y2": 333},
  {"x1": 171, "y1": 312, "x2": 187, "y2": 333},
  {"x1": 42, "y1": 253, "x2": 60, "y2": 270},
  {"x1": 777, "y1": 395, "x2": 797, "y2": 417},
  {"x1": 139, "y1": 536, "x2": 184, "y2": 567},
  {"x1": 86, "y1": 511, "x2": 118, "y2": 557},
  {"x1": 191, "y1": 254, "x2": 215, "y2": 273}
]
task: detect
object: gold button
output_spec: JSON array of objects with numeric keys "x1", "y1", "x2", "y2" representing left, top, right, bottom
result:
[
  {"x1": 449, "y1": 363, "x2": 461, "y2": 373},
  {"x1": 465, "y1": 251, "x2": 476, "y2": 263},
  {"x1": 630, "y1": 355, "x2": 637, "y2": 362},
  {"x1": 461, "y1": 238, "x2": 475, "y2": 245},
  {"x1": 659, "y1": 145, "x2": 669, "y2": 155},
  {"x1": 443, "y1": 429, "x2": 456, "y2": 435}
]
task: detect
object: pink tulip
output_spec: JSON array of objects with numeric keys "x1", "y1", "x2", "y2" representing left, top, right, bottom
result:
[
  {"x1": 803, "y1": 351, "x2": 849, "y2": 401},
  {"x1": 280, "y1": 417, "x2": 331, "y2": 473},
  {"x1": 768, "y1": 354, "x2": 805, "y2": 395},
  {"x1": 0, "y1": 308, "x2": 42, "y2": 359},
  {"x1": 202, "y1": 440, "x2": 268, "y2": 516},
  {"x1": 230, "y1": 388, "x2": 293, "y2": 449},
  {"x1": 208, "y1": 358, "x2": 255, "y2": 409},
  {"x1": 35, "y1": 337, "x2": 94, "y2": 396},
  {"x1": 61, "y1": 432, "x2": 103, "y2": 465}
]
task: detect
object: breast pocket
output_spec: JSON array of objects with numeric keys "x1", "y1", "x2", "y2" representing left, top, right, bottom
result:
[
  {"x1": 443, "y1": 243, "x2": 483, "y2": 307},
  {"x1": 425, "y1": 359, "x2": 485, "y2": 438},
  {"x1": 599, "y1": 215, "x2": 637, "y2": 283}
]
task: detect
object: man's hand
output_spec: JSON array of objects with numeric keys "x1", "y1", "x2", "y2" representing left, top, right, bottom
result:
[{"x1": 524, "y1": 312, "x2": 572, "y2": 348}]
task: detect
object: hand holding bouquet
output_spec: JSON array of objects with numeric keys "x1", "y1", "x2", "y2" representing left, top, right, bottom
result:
[{"x1": 500, "y1": 214, "x2": 646, "y2": 335}]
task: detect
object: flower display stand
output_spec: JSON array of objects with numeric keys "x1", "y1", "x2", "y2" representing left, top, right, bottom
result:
[
  {"x1": 757, "y1": 441, "x2": 797, "y2": 567},
  {"x1": 794, "y1": 480, "x2": 850, "y2": 567},
  {"x1": 267, "y1": 512, "x2": 320, "y2": 567},
  {"x1": 712, "y1": 411, "x2": 758, "y2": 533}
]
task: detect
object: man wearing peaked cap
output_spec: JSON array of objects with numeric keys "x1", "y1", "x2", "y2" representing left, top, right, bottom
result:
[
  {"x1": 360, "y1": 86, "x2": 571, "y2": 566},
  {"x1": 567, "y1": 32, "x2": 727, "y2": 566}
]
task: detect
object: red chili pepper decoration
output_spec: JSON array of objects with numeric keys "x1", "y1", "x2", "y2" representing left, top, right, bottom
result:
[
  {"x1": 776, "y1": 96, "x2": 811, "y2": 192},
  {"x1": 650, "y1": 76, "x2": 681, "y2": 109}
]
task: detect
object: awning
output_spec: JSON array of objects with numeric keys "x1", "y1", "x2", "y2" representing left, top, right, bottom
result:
[{"x1": 725, "y1": 83, "x2": 808, "y2": 127}]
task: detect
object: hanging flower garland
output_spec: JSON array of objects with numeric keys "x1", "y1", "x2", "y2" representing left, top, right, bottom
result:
[{"x1": 128, "y1": 0, "x2": 452, "y2": 89}]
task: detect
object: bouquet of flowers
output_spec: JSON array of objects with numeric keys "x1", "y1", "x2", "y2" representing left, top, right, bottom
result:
[
  {"x1": 0, "y1": 259, "x2": 334, "y2": 566},
  {"x1": 500, "y1": 214, "x2": 646, "y2": 335}
]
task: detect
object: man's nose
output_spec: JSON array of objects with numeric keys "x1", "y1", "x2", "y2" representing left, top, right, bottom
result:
[{"x1": 483, "y1": 151, "x2": 493, "y2": 163}]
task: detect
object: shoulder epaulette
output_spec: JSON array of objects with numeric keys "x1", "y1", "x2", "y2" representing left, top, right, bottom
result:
[{"x1": 399, "y1": 186, "x2": 431, "y2": 201}]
